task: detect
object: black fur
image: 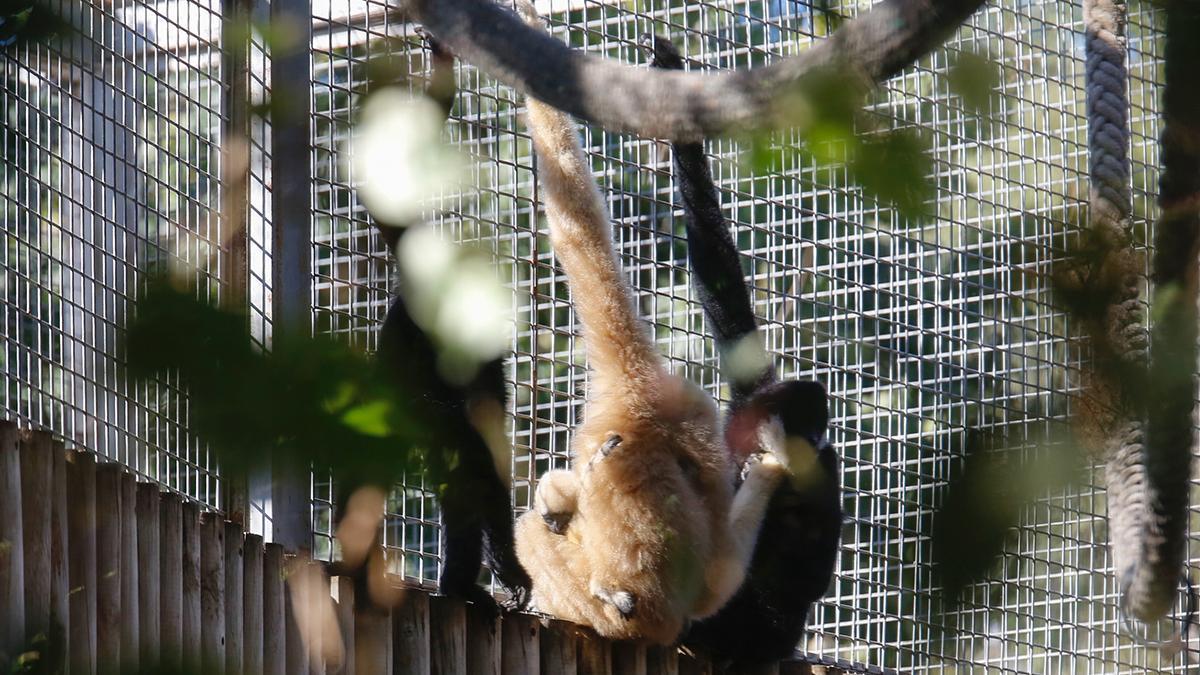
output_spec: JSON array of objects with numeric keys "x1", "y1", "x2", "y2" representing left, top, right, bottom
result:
[
  {"x1": 333, "y1": 32, "x2": 531, "y2": 613},
  {"x1": 645, "y1": 34, "x2": 843, "y2": 667}
]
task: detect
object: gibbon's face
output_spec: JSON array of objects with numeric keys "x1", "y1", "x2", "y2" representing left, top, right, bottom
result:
[{"x1": 725, "y1": 380, "x2": 830, "y2": 463}]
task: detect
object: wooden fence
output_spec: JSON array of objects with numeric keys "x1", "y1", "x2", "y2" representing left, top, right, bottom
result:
[{"x1": 0, "y1": 422, "x2": 865, "y2": 675}]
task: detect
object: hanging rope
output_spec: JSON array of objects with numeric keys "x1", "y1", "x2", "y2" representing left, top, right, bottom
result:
[{"x1": 1081, "y1": 0, "x2": 1199, "y2": 624}]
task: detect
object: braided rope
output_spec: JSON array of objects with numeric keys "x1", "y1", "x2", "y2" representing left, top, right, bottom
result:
[{"x1": 1086, "y1": 0, "x2": 1196, "y2": 623}]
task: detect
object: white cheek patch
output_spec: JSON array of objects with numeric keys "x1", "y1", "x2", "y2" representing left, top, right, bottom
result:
[
  {"x1": 756, "y1": 415, "x2": 823, "y2": 489},
  {"x1": 756, "y1": 415, "x2": 789, "y2": 468}
]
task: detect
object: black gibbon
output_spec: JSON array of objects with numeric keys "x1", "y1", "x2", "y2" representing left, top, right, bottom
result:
[
  {"x1": 511, "y1": 1, "x2": 787, "y2": 645},
  {"x1": 332, "y1": 32, "x2": 532, "y2": 613},
  {"x1": 644, "y1": 35, "x2": 844, "y2": 667}
]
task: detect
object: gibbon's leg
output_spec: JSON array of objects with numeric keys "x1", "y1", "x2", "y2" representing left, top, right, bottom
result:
[
  {"x1": 514, "y1": 509, "x2": 623, "y2": 632},
  {"x1": 464, "y1": 358, "x2": 534, "y2": 606},
  {"x1": 534, "y1": 469, "x2": 579, "y2": 535}
]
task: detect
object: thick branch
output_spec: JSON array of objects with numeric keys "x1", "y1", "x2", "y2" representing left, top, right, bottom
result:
[{"x1": 405, "y1": 0, "x2": 987, "y2": 141}]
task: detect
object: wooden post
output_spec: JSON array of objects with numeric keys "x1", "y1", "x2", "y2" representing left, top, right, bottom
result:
[
  {"x1": 136, "y1": 483, "x2": 161, "y2": 668},
  {"x1": 778, "y1": 662, "x2": 814, "y2": 675},
  {"x1": 465, "y1": 602, "x2": 501, "y2": 675},
  {"x1": 201, "y1": 513, "x2": 227, "y2": 674},
  {"x1": 95, "y1": 464, "x2": 123, "y2": 672},
  {"x1": 645, "y1": 646, "x2": 678, "y2": 675},
  {"x1": 576, "y1": 628, "x2": 611, "y2": 675},
  {"x1": 19, "y1": 430, "x2": 52, "y2": 641},
  {"x1": 263, "y1": 543, "x2": 286, "y2": 675},
  {"x1": 0, "y1": 422, "x2": 25, "y2": 657},
  {"x1": 284, "y1": 558, "x2": 310, "y2": 675},
  {"x1": 539, "y1": 620, "x2": 577, "y2": 675},
  {"x1": 182, "y1": 502, "x2": 203, "y2": 672},
  {"x1": 244, "y1": 534, "x2": 265, "y2": 675},
  {"x1": 332, "y1": 577, "x2": 356, "y2": 675},
  {"x1": 50, "y1": 441, "x2": 69, "y2": 668},
  {"x1": 119, "y1": 473, "x2": 139, "y2": 672},
  {"x1": 356, "y1": 605, "x2": 393, "y2": 675},
  {"x1": 612, "y1": 642, "x2": 646, "y2": 675},
  {"x1": 429, "y1": 596, "x2": 466, "y2": 675},
  {"x1": 500, "y1": 613, "x2": 539, "y2": 675},
  {"x1": 677, "y1": 652, "x2": 711, "y2": 675},
  {"x1": 393, "y1": 591, "x2": 430, "y2": 675},
  {"x1": 67, "y1": 451, "x2": 98, "y2": 675},
  {"x1": 225, "y1": 522, "x2": 245, "y2": 675},
  {"x1": 160, "y1": 492, "x2": 184, "y2": 671}
]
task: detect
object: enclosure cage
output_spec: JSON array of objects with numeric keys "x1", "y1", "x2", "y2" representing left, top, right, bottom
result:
[{"x1": 1, "y1": 0, "x2": 1195, "y2": 671}]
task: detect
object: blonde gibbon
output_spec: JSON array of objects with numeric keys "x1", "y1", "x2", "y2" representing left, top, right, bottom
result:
[{"x1": 511, "y1": 1, "x2": 786, "y2": 645}]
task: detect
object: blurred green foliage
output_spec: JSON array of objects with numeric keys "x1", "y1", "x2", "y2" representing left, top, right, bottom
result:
[
  {"x1": 931, "y1": 429, "x2": 1083, "y2": 602},
  {"x1": 124, "y1": 277, "x2": 436, "y2": 489}
]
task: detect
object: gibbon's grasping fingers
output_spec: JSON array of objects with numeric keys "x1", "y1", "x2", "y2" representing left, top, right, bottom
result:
[
  {"x1": 513, "y1": 0, "x2": 785, "y2": 644},
  {"x1": 645, "y1": 34, "x2": 843, "y2": 667}
]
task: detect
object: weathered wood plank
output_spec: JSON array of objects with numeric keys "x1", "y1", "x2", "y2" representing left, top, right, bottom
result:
[
  {"x1": 778, "y1": 661, "x2": 814, "y2": 675},
  {"x1": 0, "y1": 422, "x2": 25, "y2": 656},
  {"x1": 160, "y1": 492, "x2": 184, "y2": 671},
  {"x1": 49, "y1": 441, "x2": 69, "y2": 668},
  {"x1": 119, "y1": 472, "x2": 139, "y2": 672},
  {"x1": 136, "y1": 483, "x2": 161, "y2": 668},
  {"x1": 430, "y1": 596, "x2": 466, "y2": 675},
  {"x1": 262, "y1": 543, "x2": 286, "y2": 675},
  {"x1": 612, "y1": 642, "x2": 646, "y2": 675},
  {"x1": 95, "y1": 464, "x2": 123, "y2": 672},
  {"x1": 576, "y1": 628, "x2": 611, "y2": 675},
  {"x1": 355, "y1": 605, "x2": 393, "y2": 675},
  {"x1": 201, "y1": 513, "x2": 226, "y2": 674},
  {"x1": 19, "y1": 430, "x2": 53, "y2": 642},
  {"x1": 67, "y1": 451, "x2": 98, "y2": 675},
  {"x1": 243, "y1": 534, "x2": 265, "y2": 675},
  {"x1": 465, "y1": 602, "x2": 501, "y2": 675},
  {"x1": 393, "y1": 590, "x2": 430, "y2": 675},
  {"x1": 645, "y1": 646, "x2": 678, "y2": 675},
  {"x1": 225, "y1": 522, "x2": 244, "y2": 675},
  {"x1": 677, "y1": 652, "x2": 711, "y2": 675},
  {"x1": 182, "y1": 501, "x2": 203, "y2": 672},
  {"x1": 284, "y1": 557, "x2": 310, "y2": 675},
  {"x1": 332, "y1": 576, "x2": 356, "y2": 675},
  {"x1": 539, "y1": 619, "x2": 577, "y2": 675},
  {"x1": 500, "y1": 612, "x2": 539, "y2": 675}
]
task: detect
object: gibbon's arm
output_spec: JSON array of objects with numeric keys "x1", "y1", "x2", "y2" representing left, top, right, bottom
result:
[
  {"x1": 645, "y1": 36, "x2": 772, "y2": 403},
  {"x1": 519, "y1": 6, "x2": 661, "y2": 393}
]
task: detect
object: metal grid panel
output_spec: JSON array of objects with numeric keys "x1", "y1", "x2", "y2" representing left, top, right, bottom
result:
[
  {"x1": 305, "y1": 0, "x2": 1193, "y2": 672},
  {"x1": 2, "y1": 0, "x2": 1189, "y2": 671},
  {"x1": 1, "y1": 0, "x2": 227, "y2": 506}
]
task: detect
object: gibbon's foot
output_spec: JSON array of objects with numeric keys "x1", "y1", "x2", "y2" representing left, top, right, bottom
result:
[
  {"x1": 586, "y1": 433, "x2": 623, "y2": 471},
  {"x1": 639, "y1": 33, "x2": 685, "y2": 71},
  {"x1": 499, "y1": 584, "x2": 530, "y2": 612},
  {"x1": 414, "y1": 26, "x2": 452, "y2": 60},
  {"x1": 593, "y1": 586, "x2": 637, "y2": 618},
  {"x1": 444, "y1": 582, "x2": 503, "y2": 619},
  {"x1": 535, "y1": 469, "x2": 579, "y2": 535}
]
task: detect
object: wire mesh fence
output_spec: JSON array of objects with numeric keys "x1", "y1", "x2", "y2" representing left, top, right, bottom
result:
[
  {"x1": 2, "y1": 0, "x2": 1195, "y2": 671},
  {"x1": 1, "y1": 0, "x2": 227, "y2": 506}
]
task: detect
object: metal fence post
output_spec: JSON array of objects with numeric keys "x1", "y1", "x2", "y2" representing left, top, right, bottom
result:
[{"x1": 269, "y1": 0, "x2": 314, "y2": 554}]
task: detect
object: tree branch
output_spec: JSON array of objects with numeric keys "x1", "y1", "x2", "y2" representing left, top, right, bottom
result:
[{"x1": 404, "y1": 0, "x2": 988, "y2": 141}]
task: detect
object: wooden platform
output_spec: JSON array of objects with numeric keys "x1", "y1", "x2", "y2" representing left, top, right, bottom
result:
[{"x1": 0, "y1": 421, "x2": 875, "y2": 674}]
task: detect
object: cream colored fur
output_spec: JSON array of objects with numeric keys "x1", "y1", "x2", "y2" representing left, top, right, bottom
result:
[{"x1": 511, "y1": 0, "x2": 785, "y2": 644}]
